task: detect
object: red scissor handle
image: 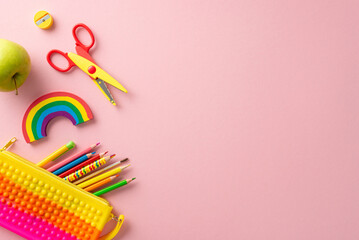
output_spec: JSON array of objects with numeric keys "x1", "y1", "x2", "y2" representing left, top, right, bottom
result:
[
  {"x1": 72, "y1": 23, "x2": 95, "y2": 52},
  {"x1": 47, "y1": 50, "x2": 76, "y2": 72}
]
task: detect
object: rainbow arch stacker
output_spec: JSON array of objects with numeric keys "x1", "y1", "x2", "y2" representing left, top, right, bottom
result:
[{"x1": 22, "y1": 92, "x2": 93, "y2": 143}]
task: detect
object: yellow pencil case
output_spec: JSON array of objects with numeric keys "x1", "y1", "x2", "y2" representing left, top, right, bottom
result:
[{"x1": 0, "y1": 138, "x2": 124, "y2": 240}]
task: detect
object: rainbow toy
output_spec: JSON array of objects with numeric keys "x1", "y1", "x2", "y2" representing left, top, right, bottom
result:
[{"x1": 22, "y1": 92, "x2": 93, "y2": 143}]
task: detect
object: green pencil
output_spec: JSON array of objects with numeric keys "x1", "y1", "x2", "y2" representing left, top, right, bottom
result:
[{"x1": 93, "y1": 178, "x2": 136, "y2": 196}]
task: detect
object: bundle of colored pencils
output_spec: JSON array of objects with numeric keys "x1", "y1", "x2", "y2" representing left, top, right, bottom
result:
[{"x1": 38, "y1": 141, "x2": 136, "y2": 196}]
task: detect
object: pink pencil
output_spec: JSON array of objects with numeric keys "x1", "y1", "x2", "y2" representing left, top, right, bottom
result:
[{"x1": 46, "y1": 142, "x2": 100, "y2": 172}]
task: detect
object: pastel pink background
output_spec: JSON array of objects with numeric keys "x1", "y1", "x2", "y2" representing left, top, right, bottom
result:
[{"x1": 0, "y1": 0, "x2": 359, "y2": 239}]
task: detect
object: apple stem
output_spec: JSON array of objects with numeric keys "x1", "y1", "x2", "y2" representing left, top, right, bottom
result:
[{"x1": 13, "y1": 76, "x2": 18, "y2": 95}]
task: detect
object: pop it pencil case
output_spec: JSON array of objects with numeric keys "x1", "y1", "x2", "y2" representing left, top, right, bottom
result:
[{"x1": 0, "y1": 138, "x2": 124, "y2": 240}]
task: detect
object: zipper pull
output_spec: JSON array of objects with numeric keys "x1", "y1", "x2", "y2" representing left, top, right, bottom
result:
[
  {"x1": 111, "y1": 215, "x2": 123, "y2": 223},
  {"x1": 1, "y1": 137, "x2": 17, "y2": 151}
]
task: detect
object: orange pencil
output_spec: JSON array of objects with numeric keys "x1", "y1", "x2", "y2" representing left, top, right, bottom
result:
[{"x1": 83, "y1": 174, "x2": 120, "y2": 192}]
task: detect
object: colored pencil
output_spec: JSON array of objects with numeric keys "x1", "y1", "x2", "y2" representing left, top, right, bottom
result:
[
  {"x1": 93, "y1": 178, "x2": 136, "y2": 196},
  {"x1": 37, "y1": 141, "x2": 75, "y2": 167},
  {"x1": 78, "y1": 164, "x2": 131, "y2": 188},
  {"x1": 46, "y1": 142, "x2": 100, "y2": 172},
  {"x1": 73, "y1": 158, "x2": 129, "y2": 185},
  {"x1": 52, "y1": 152, "x2": 95, "y2": 175},
  {"x1": 58, "y1": 151, "x2": 108, "y2": 178},
  {"x1": 64, "y1": 155, "x2": 114, "y2": 182},
  {"x1": 83, "y1": 174, "x2": 120, "y2": 192}
]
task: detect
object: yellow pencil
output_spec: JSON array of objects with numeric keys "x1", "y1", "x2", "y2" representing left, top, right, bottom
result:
[
  {"x1": 73, "y1": 158, "x2": 128, "y2": 185},
  {"x1": 78, "y1": 164, "x2": 130, "y2": 188},
  {"x1": 37, "y1": 141, "x2": 75, "y2": 167}
]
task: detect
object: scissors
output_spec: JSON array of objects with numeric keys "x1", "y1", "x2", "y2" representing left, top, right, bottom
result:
[{"x1": 47, "y1": 23, "x2": 127, "y2": 105}]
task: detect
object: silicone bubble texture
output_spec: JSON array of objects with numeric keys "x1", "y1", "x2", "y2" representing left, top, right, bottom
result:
[{"x1": 0, "y1": 149, "x2": 113, "y2": 240}]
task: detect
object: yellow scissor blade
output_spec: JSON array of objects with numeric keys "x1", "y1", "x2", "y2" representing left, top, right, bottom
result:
[{"x1": 68, "y1": 52, "x2": 128, "y2": 93}]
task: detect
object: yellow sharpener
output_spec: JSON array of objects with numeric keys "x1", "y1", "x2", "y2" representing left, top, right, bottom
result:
[{"x1": 34, "y1": 10, "x2": 53, "y2": 29}]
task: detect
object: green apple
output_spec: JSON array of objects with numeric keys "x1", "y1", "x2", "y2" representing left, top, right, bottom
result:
[{"x1": 0, "y1": 39, "x2": 31, "y2": 94}]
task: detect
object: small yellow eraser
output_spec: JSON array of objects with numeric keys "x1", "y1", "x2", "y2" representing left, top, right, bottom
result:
[{"x1": 34, "y1": 11, "x2": 53, "y2": 29}]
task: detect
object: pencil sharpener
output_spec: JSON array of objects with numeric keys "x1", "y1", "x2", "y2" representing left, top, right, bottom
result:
[{"x1": 34, "y1": 11, "x2": 54, "y2": 29}]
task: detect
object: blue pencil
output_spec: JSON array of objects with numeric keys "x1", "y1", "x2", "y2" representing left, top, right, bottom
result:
[{"x1": 52, "y1": 152, "x2": 96, "y2": 175}]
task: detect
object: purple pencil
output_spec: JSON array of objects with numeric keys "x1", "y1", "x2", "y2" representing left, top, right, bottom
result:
[{"x1": 46, "y1": 142, "x2": 100, "y2": 172}]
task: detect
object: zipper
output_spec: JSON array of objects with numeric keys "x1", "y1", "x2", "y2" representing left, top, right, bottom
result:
[{"x1": 1, "y1": 137, "x2": 17, "y2": 152}]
